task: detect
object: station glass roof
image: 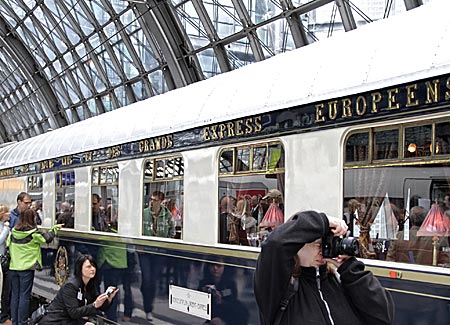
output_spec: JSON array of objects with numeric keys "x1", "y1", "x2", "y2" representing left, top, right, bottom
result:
[{"x1": 0, "y1": 0, "x2": 431, "y2": 144}]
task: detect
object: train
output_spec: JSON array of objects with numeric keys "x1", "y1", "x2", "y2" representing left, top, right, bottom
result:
[{"x1": 0, "y1": 1, "x2": 449, "y2": 324}]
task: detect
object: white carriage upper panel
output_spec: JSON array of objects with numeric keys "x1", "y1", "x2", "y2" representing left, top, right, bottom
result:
[{"x1": 0, "y1": 0, "x2": 449, "y2": 168}]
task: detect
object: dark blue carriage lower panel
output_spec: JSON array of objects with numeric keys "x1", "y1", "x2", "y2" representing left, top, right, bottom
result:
[
  {"x1": 36, "y1": 234, "x2": 450, "y2": 324},
  {"x1": 379, "y1": 277, "x2": 450, "y2": 325},
  {"x1": 36, "y1": 235, "x2": 259, "y2": 324}
]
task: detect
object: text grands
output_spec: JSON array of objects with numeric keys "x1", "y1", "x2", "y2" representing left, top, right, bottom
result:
[{"x1": 315, "y1": 78, "x2": 450, "y2": 123}]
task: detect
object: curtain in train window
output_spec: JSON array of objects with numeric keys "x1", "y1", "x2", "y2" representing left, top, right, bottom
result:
[
  {"x1": 142, "y1": 156, "x2": 184, "y2": 239},
  {"x1": 218, "y1": 142, "x2": 285, "y2": 247},
  {"x1": 56, "y1": 171, "x2": 75, "y2": 228},
  {"x1": 91, "y1": 165, "x2": 119, "y2": 232}
]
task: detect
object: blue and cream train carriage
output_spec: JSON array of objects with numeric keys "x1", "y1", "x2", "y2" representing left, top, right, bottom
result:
[{"x1": 0, "y1": 1, "x2": 449, "y2": 324}]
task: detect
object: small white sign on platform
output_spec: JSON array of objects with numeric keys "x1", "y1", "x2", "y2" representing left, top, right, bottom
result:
[{"x1": 169, "y1": 284, "x2": 211, "y2": 320}]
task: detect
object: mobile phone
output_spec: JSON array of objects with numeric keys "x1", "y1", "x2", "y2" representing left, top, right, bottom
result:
[{"x1": 105, "y1": 287, "x2": 116, "y2": 297}]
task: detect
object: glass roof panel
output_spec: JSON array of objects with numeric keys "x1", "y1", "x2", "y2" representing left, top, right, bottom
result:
[
  {"x1": 112, "y1": 41, "x2": 139, "y2": 79},
  {"x1": 203, "y1": 0, "x2": 243, "y2": 39},
  {"x1": 0, "y1": 4, "x2": 18, "y2": 27},
  {"x1": 68, "y1": 1, "x2": 95, "y2": 36},
  {"x1": 149, "y1": 70, "x2": 167, "y2": 95},
  {"x1": 174, "y1": 2, "x2": 209, "y2": 51},
  {"x1": 131, "y1": 79, "x2": 149, "y2": 101},
  {"x1": 111, "y1": 1, "x2": 128, "y2": 15},
  {"x1": 2, "y1": 0, "x2": 27, "y2": 20},
  {"x1": 85, "y1": 0, "x2": 111, "y2": 26},
  {"x1": 96, "y1": 49, "x2": 121, "y2": 87},
  {"x1": 84, "y1": 59, "x2": 107, "y2": 93},
  {"x1": 104, "y1": 21, "x2": 120, "y2": 44},
  {"x1": 128, "y1": 29, "x2": 160, "y2": 71}
]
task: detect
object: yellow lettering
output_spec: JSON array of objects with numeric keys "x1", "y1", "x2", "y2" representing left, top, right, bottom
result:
[
  {"x1": 236, "y1": 119, "x2": 244, "y2": 136},
  {"x1": 371, "y1": 92, "x2": 381, "y2": 113},
  {"x1": 210, "y1": 125, "x2": 219, "y2": 140},
  {"x1": 218, "y1": 124, "x2": 226, "y2": 139},
  {"x1": 328, "y1": 101, "x2": 338, "y2": 120},
  {"x1": 167, "y1": 135, "x2": 173, "y2": 148},
  {"x1": 425, "y1": 79, "x2": 439, "y2": 104},
  {"x1": 341, "y1": 98, "x2": 352, "y2": 117},
  {"x1": 315, "y1": 103, "x2": 325, "y2": 122},
  {"x1": 405, "y1": 84, "x2": 418, "y2": 107},
  {"x1": 355, "y1": 96, "x2": 367, "y2": 116},
  {"x1": 245, "y1": 118, "x2": 253, "y2": 134},
  {"x1": 254, "y1": 116, "x2": 262, "y2": 133},
  {"x1": 227, "y1": 122, "x2": 235, "y2": 137},
  {"x1": 387, "y1": 88, "x2": 400, "y2": 110},
  {"x1": 203, "y1": 127, "x2": 211, "y2": 141}
]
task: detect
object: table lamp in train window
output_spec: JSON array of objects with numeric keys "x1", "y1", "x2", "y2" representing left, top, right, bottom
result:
[{"x1": 417, "y1": 203, "x2": 450, "y2": 266}]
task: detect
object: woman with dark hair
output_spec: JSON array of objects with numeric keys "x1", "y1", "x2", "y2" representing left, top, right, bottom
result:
[
  {"x1": 8, "y1": 208, "x2": 61, "y2": 325},
  {"x1": 39, "y1": 254, "x2": 118, "y2": 324}
]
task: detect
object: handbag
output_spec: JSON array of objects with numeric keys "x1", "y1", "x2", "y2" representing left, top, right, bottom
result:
[
  {"x1": 0, "y1": 247, "x2": 10, "y2": 271},
  {"x1": 29, "y1": 304, "x2": 48, "y2": 325}
]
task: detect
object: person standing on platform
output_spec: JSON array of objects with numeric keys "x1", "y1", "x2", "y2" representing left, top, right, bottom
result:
[
  {"x1": 8, "y1": 208, "x2": 62, "y2": 325},
  {"x1": 0, "y1": 205, "x2": 11, "y2": 324},
  {"x1": 9, "y1": 192, "x2": 32, "y2": 229},
  {"x1": 254, "y1": 210, "x2": 394, "y2": 325}
]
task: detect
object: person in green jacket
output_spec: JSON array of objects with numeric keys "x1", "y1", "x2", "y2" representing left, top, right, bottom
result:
[{"x1": 8, "y1": 208, "x2": 62, "y2": 325}]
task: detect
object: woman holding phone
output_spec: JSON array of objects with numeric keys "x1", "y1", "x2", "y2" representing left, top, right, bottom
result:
[{"x1": 39, "y1": 254, "x2": 118, "y2": 324}]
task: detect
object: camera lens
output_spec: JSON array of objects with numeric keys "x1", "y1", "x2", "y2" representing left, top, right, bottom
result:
[{"x1": 339, "y1": 237, "x2": 360, "y2": 256}]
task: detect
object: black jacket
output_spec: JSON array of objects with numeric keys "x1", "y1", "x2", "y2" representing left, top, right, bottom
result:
[
  {"x1": 254, "y1": 211, "x2": 394, "y2": 325},
  {"x1": 39, "y1": 278, "x2": 109, "y2": 324}
]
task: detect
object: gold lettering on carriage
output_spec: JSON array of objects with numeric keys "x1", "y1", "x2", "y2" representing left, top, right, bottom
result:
[
  {"x1": 203, "y1": 116, "x2": 263, "y2": 142},
  {"x1": 61, "y1": 155, "x2": 73, "y2": 166},
  {"x1": 40, "y1": 159, "x2": 55, "y2": 171},
  {"x1": 139, "y1": 134, "x2": 174, "y2": 153},
  {"x1": 0, "y1": 168, "x2": 13, "y2": 177},
  {"x1": 315, "y1": 77, "x2": 450, "y2": 123}
]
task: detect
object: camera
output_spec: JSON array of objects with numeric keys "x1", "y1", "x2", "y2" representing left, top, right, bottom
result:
[{"x1": 322, "y1": 233, "x2": 360, "y2": 258}]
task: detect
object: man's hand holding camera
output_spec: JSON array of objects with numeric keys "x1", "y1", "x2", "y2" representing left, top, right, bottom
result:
[{"x1": 324, "y1": 216, "x2": 359, "y2": 267}]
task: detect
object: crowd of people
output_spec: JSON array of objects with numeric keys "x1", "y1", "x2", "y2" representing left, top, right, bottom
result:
[
  {"x1": 219, "y1": 189, "x2": 285, "y2": 247},
  {"x1": 0, "y1": 189, "x2": 402, "y2": 325}
]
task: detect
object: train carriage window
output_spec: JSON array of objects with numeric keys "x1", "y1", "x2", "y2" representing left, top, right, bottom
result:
[
  {"x1": 435, "y1": 121, "x2": 450, "y2": 155},
  {"x1": 404, "y1": 125, "x2": 432, "y2": 158},
  {"x1": 55, "y1": 171, "x2": 75, "y2": 228},
  {"x1": 218, "y1": 141, "x2": 285, "y2": 247},
  {"x1": 91, "y1": 165, "x2": 119, "y2": 232},
  {"x1": 27, "y1": 175, "x2": 43, "y2": 225},
  {"x1": 345, "y1": 132, "x2": 369, "y2": 162},
  {"x1": 142, "y1": 155, "x2": 184, "y2": 239},
  {"x1": 344, "y1": 119, "x2": 450, "y2": 268},
  {"x1": 373, "y1": 129, "x2": 399, "y2": 160}
]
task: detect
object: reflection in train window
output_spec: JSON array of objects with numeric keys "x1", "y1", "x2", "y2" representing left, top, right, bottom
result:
[
  {"x1": 345, "y1": 132, "x2": 369, "y2": 163},
  {"x1": 28, "y1": 175, "x2": 43, "y2": 225},
  {"x1": 344, "y1": 119, "x2": 450, "y2": 268},
  {"x1": 91, "y1": 165, "x2": 119, "y2": 232},
  {"x1": 55, "y1": 171, "x2": 75, "y2": 228},
  {"x1": 404, "y1": 125, "x2": 432, "y2": 158},
  {"x1": 435, "y1": 121, "x2": 450, "y2": 155},
  {"x1": 373, "y1": 128, "x2": 399, "y2": 160},
  {"x1": 142, "y1": 156, "x2": 184, "y2": 239},
  {"x1": 218, "y1": 142, "x2": 285, "y2": 247}
]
